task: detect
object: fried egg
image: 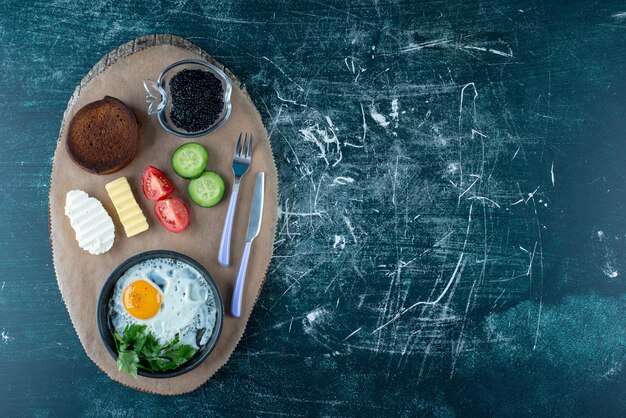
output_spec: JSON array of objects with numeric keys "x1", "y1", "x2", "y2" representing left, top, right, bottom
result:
[{"x1": 109, "y1": 258, "x2": 217, "y2": 349}]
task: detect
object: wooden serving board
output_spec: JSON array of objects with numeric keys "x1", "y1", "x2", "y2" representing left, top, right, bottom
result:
[{"x1": 48, "y1": 34, "x2": 278, "y2": 395}]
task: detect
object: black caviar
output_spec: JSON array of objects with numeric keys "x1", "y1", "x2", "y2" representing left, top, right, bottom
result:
[{"x1": 169, "y1": 69, "x2": 224, "y2": 133}]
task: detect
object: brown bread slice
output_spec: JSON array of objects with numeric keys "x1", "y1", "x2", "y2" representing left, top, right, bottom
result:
[{"x1": 66, "y1": 96, "x2": 141, "y2": 174}]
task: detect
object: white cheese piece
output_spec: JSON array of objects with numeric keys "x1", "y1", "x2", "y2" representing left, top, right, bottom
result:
[{"x1": 64, "y1": 190, "x2": 115, "y2": 255}]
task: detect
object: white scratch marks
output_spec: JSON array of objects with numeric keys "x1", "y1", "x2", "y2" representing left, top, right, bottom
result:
[
  {"x1": 279, "y1": 201, "x2": 323, "y2": 219},
  {"x1": 344, "y1": 56, "x2": 355, "y2": 73},
  {"x1": 345, "y1": 102, "x2": 367, "y2": 148},
  {"x1": 371, "y1": 205, "x2": 473, "y2": 334},
  {"x1": 298, "y1": 117, "x2": 343, "y2": 167},
  {"x1": 1, "y1": 330, "x2": 13, "y2": 344},
  {"x1": 369, "y1": 104, "x2": 390, "y2": 127},
  {"x1": 533, "y1": 296, "x2": 543, "y2": 351},
  {"x1": 603, "y1": 265, "x2": 619, "y2": 278},
  {"x1": 457, "y1": 174, "x2": 480, "y2": 206},
  {"x1": 612, "y1": 11, "x2": 626, "y2": 21},
  {"x1": 333, "y1": 176, "x2": 355, "y2": 185},
  {"x1": 527, "y1": 241, "x2": 538, "y2": 276},
  {"x1": 333, "y1": 235, "x2": 346, "y2": 250},
  {"x1": 303, "y1": 307, "x2": 330, "y2": 336},
  {"x1": 392, "y1": 156, "x2": 399, "y2": 206},
  {"x1": 266, "y1": 104, "x2": 284, "y2": 142},
  {"x1": 447, "y1": 162, "x2": 460, "y2": 175},
  {"x1": 512, "y1": 146, "x2": 520, "y2": 161},
  {"x1": 371, "y1": 253, "x2": 467, "y2": 334},
  {"x1": 400, "y1": 38, "x2": 451, "y2": 53},
  {"x1": 267, "y1": 282, "x2": 297, "y2": 313},
  {"x1": 306, "y1": 308, "x2": 326, "y2": 323},
  {"x1": 432, "y1": 230, "x2": 454, "y2": 248},
  {"x1": 459, "y1": 82, "x2": 478, "y2": 128},
  {"x1": 467, "y1": 195, "x2": 501, "y2": 208},
  {"x1": 360, "y1": 102, "x2": 367, "y2": 145},
  {"x1": 400, "y1": 40, "x2": 514, "y2": 60},
  {"x1": 594, "y1": 231, "x2": 619, "y2": 278},
  {"x1": 262, "y1": 56, "x2": 305, "y2": 92},
  {"x1": 276, "y1": 90, "x2": 308, "y2": 107},
  {"x1": 433, "y1": 252, "x2": 467, "y2": 305},
  {"x1": 342, "y1": 327, "x2": 362, "y2": 342},
  {"x1": 463, "y1": 45, "x2": 514, "y2": 58},
  {"x1": 471, "y1": 129, "x2": 487, "y2": 139},
  {"x1": 551, "y1": 161, "x2": 555, "y2": 187},
  {"x1": 344, "y1": 56, "x2": 365, "y2": 82},
  {"x1": 601, "y1": 258, "x2": 619, "y2": 278},
  {"x1": 389, "y1": 99, "x2": 400, "y2": 128},
  {"x1": 343, "y1": 216, "x2": 358, "y2": 244},
  {"x1": 525, "y1": 186, "x2": 540, "y2": 203}
]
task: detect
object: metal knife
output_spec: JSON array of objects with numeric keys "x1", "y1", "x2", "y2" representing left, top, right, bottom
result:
[{"x1": 231, "y1": 172, "x2": 265, "y2": 317}]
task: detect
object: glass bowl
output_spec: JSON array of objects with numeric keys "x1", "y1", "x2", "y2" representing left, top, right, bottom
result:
[{"x1": 144, "y1": 59, "x2": 233, "y2": 138}]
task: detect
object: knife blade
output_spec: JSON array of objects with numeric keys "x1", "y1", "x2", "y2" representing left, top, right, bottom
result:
[
  {"x1": 245, "y1": 172, "x2": 265, "y2": 242},
  {"x1": 231, "y1": 172, "x2": 265, "y2": 317}
]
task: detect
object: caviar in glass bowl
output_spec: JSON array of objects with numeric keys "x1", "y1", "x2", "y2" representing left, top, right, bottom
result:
[{"x1": 144, "y1": 59, "x2": 233, "y2": 138}]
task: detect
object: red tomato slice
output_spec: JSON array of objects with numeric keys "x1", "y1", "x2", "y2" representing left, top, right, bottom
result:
[
  {"x1": 154, "y1": 197, "x2": 190, "y2": 233},
  {"x1": 141, "y1": 166, "x2": 174, "y2": 201}
]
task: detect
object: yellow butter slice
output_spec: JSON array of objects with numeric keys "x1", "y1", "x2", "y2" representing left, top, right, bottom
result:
[{"x1": 105, "y1": 177, "x2": 149, "y2": 238}]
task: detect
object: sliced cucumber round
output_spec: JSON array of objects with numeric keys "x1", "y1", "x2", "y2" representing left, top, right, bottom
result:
[
  {"x1": 188, "y1": 171, "x2": 225, "y2": 207},
  {"x1": 171, "y1": 142, "x2": 209, "y2": 179}
]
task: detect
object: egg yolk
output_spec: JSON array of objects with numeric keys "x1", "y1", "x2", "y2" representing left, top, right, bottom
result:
[{"x1": 122, "y1": 279, "x2": 162, "y2": 320}]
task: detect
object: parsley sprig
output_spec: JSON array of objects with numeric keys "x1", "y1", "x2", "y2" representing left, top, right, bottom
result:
[{"x1": 113, "y1": 324, "x2": 197, "y2": 378}]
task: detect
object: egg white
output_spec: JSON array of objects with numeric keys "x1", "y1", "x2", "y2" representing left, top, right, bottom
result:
[{"x1": 109, "y1": 257, "x2": 217, "y2": 349}]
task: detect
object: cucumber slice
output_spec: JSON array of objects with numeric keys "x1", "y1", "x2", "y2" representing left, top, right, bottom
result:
[
  {"x1": 188, "y1": 171, "x2": 225, "y2": 207},
  {"x1": 171, "y1": 142, "x2": 209, "y2": 179}
]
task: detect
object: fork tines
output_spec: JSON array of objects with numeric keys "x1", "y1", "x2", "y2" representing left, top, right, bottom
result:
[{"x1": 235, "y1": 132, "x2": 253, "y2": 161}]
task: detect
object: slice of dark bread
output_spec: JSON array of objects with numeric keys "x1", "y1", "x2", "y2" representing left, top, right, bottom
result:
[{"x1": 66, "y1": 96, "x2": 140, "y2": 175}]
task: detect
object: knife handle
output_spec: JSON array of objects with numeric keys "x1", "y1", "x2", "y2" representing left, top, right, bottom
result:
[
  {"x1": 231, "y1": 241, "x2": 252, "y2": 317},
  {"x1": 218, "y1": 184, "x2": 239, "y2": 266}
]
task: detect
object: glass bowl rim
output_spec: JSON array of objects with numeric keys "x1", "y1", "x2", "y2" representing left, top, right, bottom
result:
[{"x1": 150, "y1": 59, "x2": 233, "y2": 138}]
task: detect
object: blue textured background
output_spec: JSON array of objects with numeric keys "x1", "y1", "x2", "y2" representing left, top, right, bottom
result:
[{"x1": 1, "y1": 0, "x2": 625, "y2": 416}]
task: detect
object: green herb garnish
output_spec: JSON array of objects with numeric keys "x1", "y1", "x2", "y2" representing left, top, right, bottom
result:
[{"x1": 113, "y1": 324, "x2": 197, "y2": 378}]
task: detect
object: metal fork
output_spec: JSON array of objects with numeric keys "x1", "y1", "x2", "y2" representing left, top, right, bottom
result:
[{"x1": 219, "y1": 132, "x2": 253, "y2": 266}]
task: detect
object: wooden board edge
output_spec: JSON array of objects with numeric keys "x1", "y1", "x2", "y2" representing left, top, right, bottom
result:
[{"x1": 48, "y1": 33, "x2": 279, "y2": 395}]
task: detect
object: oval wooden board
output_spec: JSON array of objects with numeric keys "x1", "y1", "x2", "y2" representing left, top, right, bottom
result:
[{"x1": 49, "y1": 35, "x2": 278, "y2": 395}]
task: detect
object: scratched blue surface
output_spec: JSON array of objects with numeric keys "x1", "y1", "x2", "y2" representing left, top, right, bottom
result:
[{"x1": 1, "y1": 0, "x2": 625, "y2": 416}]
